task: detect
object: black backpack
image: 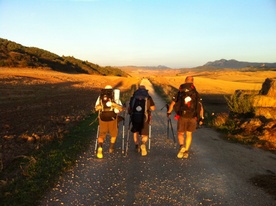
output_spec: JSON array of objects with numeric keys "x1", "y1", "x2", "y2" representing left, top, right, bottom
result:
[
  {"x1": 99, "y1": 89, "x2": 117, "y2": 121},
  {"x1": 173, "y1": 83, "x2": 199, "y2": 118},
  {"x1": 100, "y1": 89, "x2": 114, "y2": 111},
  {"x1": 129, "y1": 88, "x2": 149, "y2": 124}
]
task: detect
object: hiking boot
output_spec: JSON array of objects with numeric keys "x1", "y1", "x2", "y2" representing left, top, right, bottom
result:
[
  {"x1": 183, "y1": 151, "x2": 189, "y2": 159},
  {"x1": 177, "y1": 146, "x2": 186, "y2": 158},
  {"x1": 135, "y1": 144, "x2": 140, "y2": 153},
  {"x1": 97, "y1": 147, "x2": 103, "y2": 159},
  {"x1": 140, "y1": 143, "x2": 147, "y2": 156}
]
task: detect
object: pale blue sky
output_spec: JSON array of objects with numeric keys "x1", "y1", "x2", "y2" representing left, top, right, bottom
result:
[{"x1": 0, "y1": 0, "x2": 275, "y2": 68}]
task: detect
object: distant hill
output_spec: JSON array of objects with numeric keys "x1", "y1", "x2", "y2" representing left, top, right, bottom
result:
[
  {"x1": 204, "y1": 59, "x2": 276, "y2": 68},
  {"x1": 120, "y1": 65, "x2": 171, "y2": 71},
  {"x1": 0, "y1": 38, "x2": 128, "y2": 76}
]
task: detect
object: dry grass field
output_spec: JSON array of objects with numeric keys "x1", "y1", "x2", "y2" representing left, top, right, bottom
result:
[
  {"x1": 123, "y1": 67, "x2": 276, "y2": 95},
  {"x1": 0, "y1": 68, "x2": 139, "y2": 166},
  {"x1": 123, "y1": 67, "x2": 276, "y2": 114},
  {"x1": 150, "y1": 70, "x2": 276, "y2": 94},
  {"x1": 1, "y1": 67, "x2": 276, "y2": 166},
  {"x1": 146, "y1": 70, "x2": 276, "y2": 114}
]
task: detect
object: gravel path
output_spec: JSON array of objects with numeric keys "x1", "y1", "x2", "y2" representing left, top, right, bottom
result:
[{"x1": 40, "y1": 79, "x2": 276, "y2": 206}]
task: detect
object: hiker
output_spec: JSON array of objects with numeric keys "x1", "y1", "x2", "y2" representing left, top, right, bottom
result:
[
  {"x1": 129, "y1": 85, "x2": 155, "y2": 156},
  {"x1": 167, "y1": 76, "x2": 204, "y2": 158},
  {"x1": 95, "y1": 85, "x2": 123, "y2": 158}
]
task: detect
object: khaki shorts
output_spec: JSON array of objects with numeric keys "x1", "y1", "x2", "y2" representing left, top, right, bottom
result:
[
  {"x1": 99, "y1": 118, "x2": 118, "y2": 138},
  {"x1": 177, "y1": 117, "x2": 197, "y2": 132}
]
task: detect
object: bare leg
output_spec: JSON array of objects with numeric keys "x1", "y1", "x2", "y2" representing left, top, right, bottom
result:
[
  {"x1": 97, "y1": 136, "x2": 104, "y2": 146},
  {"x1": 109, "y1": 136, "x2": 116, "y2": 153},
  {"x1": 185, "y1": 131, "x2": 193, "y2": 151},
  {"x1": 177, "y1": 132, "x2": 184, "y2": 146},
  {"x1": 133, "y1": 132, "x2": 139, "y2": 145},
  {"x1": 141, "y1": 135, "x2": 148, "y2": 144},
  {"x1": 97, "y1": 136, "x2": 104, "y2": 158},
  {"x1": 140, "y1": 135, "x2": 148, "y2": 156},
  {"x1": 177, "y1": 132, "x2": 185, "y2": 158},
  {"x1": 182, "y1": 131, "x2": 192, "y2": 158}
]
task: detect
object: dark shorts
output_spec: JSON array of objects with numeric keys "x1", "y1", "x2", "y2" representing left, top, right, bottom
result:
[
  {"x1": 177, "y1": 117, "x2": 197, "y2": 132},
  {"x1": 131, "y1": 120, "x2": 150, "y2": 135}
]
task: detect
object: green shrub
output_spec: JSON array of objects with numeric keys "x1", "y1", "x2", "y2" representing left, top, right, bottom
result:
[{"x1": 224, "y1": 92, "x2": 255, "y2": 116}]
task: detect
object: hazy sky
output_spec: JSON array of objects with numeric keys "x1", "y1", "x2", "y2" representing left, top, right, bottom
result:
[{"x1": 0, "y1": 0, "x2": 276, "y2": 68}]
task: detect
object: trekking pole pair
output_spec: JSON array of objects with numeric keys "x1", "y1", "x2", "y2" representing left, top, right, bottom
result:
[
  {"x1": 161, "y1": 104, "x2": 176, "y2": 145},
  {"x1": 167, "y1": 117, "x2": 176, "y2": 145},
  {"x1": 94, "y1": 115, "x2": 126, "y2": 156}
]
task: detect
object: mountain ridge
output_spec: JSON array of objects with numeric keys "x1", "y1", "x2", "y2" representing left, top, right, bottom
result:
[{"x1": 204, "y1": 59, "x2": 276, "y2": 68}]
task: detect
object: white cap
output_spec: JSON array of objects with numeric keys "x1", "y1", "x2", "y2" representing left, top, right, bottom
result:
[{"x1": 105, "y1": 85, "x2": 112, "y2": 89}]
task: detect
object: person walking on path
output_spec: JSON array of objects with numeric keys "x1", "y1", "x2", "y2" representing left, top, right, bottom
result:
[
  {"x1": 95, "y1": 85, "x2": 123, "y2": 158},
  {"x1": 167, "y1": 76, "x2": 204, "y2": 158},
  {"x1": 129, "y1": 85, "x2": 155, "y2": 156}
]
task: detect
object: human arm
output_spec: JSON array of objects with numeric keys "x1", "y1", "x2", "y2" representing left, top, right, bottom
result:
[
  {"x1": 95, "y1": 104, "x2": 102, "y2": 111},
  {"x1": 149, "y1": 96, "x2": 155, "y2": 111},
  {"x1": 166, "y1": 91, "x2": 179, "y2": 117},
  {"x1": 166, "y1": 101, "x2": 176, "y2": 118},
  {"x1": 198, "y1": 101, "x2": 204, "y2": 125},
  {"x1": 94, "y1": 97, "x2": 102, "y2": 111},
  {"x1": 112, "y1": 102, "x2": 123, "y2": 112}
]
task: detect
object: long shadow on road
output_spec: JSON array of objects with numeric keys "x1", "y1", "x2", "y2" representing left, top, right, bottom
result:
[{"x1": 40, "y1": 79, "x2": 276, "y2": 206}]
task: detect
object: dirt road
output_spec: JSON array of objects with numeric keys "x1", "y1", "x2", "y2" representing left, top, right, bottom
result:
[{"x1": 40, "y1": 79, "x2": 276, "y2": 205}]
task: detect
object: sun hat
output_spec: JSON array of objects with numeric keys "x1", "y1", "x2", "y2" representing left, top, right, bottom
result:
[{"x1": 105, "y1": 85, "x2": 112, "y2": 89}]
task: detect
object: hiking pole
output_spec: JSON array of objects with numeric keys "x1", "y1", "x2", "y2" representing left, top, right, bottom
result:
[
  {"x1": 167, "y1": 117, "x2": 170, "y2": 141},
  {"x1": 125, "y1": 117, "x2": 131, "y2": 157},
  {"x1": 121, "y1": 113, "x2": 126, "y2": 154},
  {"x1": 161, "y1": 104, "x2": 168, "y2": 111},
  {"x1": 148, "y1": 122, "x2": 152, "y2": 151},
  {"x1": 89, "y1": 116, "x2": 98, "y2": 126},
  {"x1": 162, "y1": 103, "x2": 174, "y2": 143},
  {"x1": 168, "y1": 118, "x2": 176, "y2": 145},
  {"x1": 122, "y1": 104, "x2": 128, "y2": 154},
  {"x1": 94, "y1": 124, "x2": 100, "y2": 154}
]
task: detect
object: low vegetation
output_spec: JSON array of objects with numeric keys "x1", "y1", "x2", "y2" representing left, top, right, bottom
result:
[
  {"x1": 1, "y1": 114, "x2": 98, "y2": 206},
  {"x1": 0, "y1": 38, "x2": 128, "y2": 76},
  {"x1": 224, "y1": 91, "x2": 256, "y2": 116}
]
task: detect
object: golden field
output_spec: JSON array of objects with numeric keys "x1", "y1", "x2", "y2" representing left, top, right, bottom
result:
[
  {"x1": 124, "y1": 68, "x2": 276, "y2": 113},
  {"x1": 149, "y1": 70, "x2": 276, "y2": 94},
  {"x1": 0, "y1": 68, "x2": 139, "y2": 165},
  {"x1": 1, "y1": 67, "x2": 276, "y2": 165}
]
